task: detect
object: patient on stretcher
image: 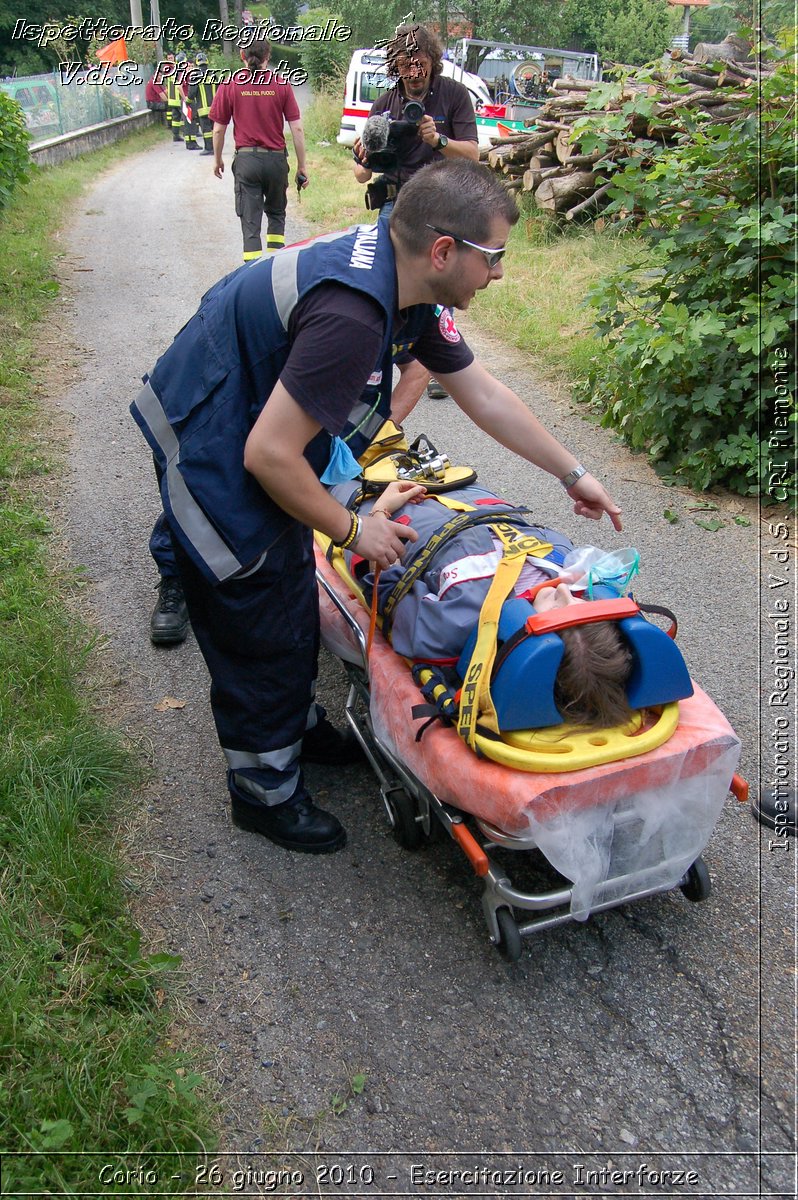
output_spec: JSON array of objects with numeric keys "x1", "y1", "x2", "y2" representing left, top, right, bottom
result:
[{"x1": 330, "y1": 479, "x2": 647, "y2": 732}]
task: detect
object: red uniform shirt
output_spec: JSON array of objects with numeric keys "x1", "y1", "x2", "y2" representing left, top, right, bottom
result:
[
  {"x1": 209, "y1": 71, "x2": 301, "y2": 150},
  {"x1": 145, "y1": 77, "x2": 166, "y2": 103}
]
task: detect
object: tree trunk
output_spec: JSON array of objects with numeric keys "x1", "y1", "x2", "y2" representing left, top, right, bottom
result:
[
  {"x1": 535, "y1": 170, "x2": 598, "y2": 212},
  {"x1": 522, "y1": 164, "x2": 563, "y2": 191}
]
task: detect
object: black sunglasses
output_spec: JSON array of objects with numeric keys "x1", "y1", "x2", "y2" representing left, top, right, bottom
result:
[{"x1": 426, "y1": 223, "x2": 507, "y2": 269}]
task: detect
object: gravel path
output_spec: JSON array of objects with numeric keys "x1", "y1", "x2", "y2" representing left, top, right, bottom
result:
[{"x1": 49, "y1": 129, "x2": 793, "y2": 1197}]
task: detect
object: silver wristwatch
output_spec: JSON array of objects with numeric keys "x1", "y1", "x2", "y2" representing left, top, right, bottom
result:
[{"x1": 560, "y1": 464, "x2": 587, "y2": 488}]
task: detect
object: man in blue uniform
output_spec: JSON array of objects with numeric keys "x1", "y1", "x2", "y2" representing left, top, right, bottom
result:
[{"x1": 132, "y1": 160, "x2": 622, "y2": 855}]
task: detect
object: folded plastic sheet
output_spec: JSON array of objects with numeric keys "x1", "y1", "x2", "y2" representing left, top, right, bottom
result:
[{"x1": 316, "y1": 548, "x2": 740, "y2": 917}]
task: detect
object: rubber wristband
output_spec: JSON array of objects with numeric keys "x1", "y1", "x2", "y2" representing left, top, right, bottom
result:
[{"x1": 334, "y1": 511, "x2": 359, "y2": 549}]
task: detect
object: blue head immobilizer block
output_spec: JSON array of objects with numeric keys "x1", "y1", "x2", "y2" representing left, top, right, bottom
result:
[{"x1": 456, "y1": 588, "x2": 694, "y2": 731}]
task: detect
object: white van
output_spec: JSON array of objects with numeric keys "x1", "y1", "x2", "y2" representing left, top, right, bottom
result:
[{"x1": 337, "y1": 48, "x2": 493, "y2": 151}]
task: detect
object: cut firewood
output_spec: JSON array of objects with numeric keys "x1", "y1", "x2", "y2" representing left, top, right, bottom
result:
[
  {"x1": 528, "y1": 153, "x2": 557, "y2": 171},
  {"x1": 522, "y1": 164, "x2": 564, "y2": 191},
  {"x1": 535, "y1": 170, "x2": 598, "y2": 212},
  {"x1": 565, "y1": 182, "x2": 613, "y2": 220}
]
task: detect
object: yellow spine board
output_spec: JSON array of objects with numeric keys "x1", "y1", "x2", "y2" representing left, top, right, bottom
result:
[{"x1": 315, "y1": 533, "x2": 680, "y2": 773}]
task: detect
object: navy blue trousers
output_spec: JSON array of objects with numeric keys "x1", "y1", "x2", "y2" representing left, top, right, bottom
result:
[
  {"x1": 149, "y1": 512, "x2": 179, "y2": 579},
  {"x1": 171, "y1": 522, "x2": 320, "y2": 806}
]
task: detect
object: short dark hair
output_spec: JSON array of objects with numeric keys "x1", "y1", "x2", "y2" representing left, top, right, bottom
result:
[
  {"x1": 386, "y1": 24, "x2": 443, "y2": 80},
  {"x1": 390, "y1": 160, "x2": 520, "y2": 255}
]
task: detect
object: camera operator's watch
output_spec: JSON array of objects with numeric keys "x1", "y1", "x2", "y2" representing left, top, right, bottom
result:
[{"x1": 437, "y1": 134, "x2": 449, "y2": 150}]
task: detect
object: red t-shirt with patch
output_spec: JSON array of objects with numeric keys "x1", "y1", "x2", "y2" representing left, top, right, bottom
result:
[{"x1": 209, "y1": 71, "x2": 300, "y2": 150}]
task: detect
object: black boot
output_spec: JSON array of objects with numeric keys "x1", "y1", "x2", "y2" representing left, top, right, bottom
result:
[
  {"x1": 754, "y1": 785, "x2": 797, "y2": 837},
  {"x1": 150, "y1": 577, "x2": 189, "y2": 646},
  {"x1": 229, "y1": 774, "x2": 346, "y2": 853},
  {"x1": 302, "y1": 714, "x2": 365, "y2": 765}
]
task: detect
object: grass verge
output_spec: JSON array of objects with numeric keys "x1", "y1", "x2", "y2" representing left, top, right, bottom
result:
[
  {"x1": 300, "y1": 90, "x2": 640, "y2": 387},
  {"x1": 0, "y1": 125, "x2": 216, "y2": 1196}
]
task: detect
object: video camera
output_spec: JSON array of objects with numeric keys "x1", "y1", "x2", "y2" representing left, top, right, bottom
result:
[{"x1": 358, "y1": 99, "x2": 426, "y2": 170}]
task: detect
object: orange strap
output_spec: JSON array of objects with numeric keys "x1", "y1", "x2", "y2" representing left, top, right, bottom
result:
[{"x1": 367, "y1": 566, "x2": 381, "y2": 657}]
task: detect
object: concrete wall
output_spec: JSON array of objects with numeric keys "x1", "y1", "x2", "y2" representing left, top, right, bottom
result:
[{"x1": 30, "y1": 110, "x2": 156, "y2": 167}]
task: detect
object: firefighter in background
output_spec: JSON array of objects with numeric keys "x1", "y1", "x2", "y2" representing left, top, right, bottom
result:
[
  {"x1": 188, "y1": 51, "x2": 217, "y2": 156},
  {"x1": 164, "y1": 52, "x2": 183, "y2": 142},
  {"x1": 180, "y1": 51, "x2": 201, "y2": 150}
]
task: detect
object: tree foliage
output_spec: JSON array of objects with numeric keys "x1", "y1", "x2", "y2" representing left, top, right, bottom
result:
[
  {"x1": 576, "y1": 57, "x2": 796, "y2": 497},
  {"x1": 0, "y1": 93, "x2": 29, "y2": 210},
  {"x1": 598, "y1": 0, "x2": 681, "y2": 65},
  {"x1": 297, "y1": 7, "x2": 351, "y2": 85}
]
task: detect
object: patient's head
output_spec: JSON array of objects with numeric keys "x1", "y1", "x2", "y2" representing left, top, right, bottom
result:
[{"x1": 533, "y1": 582, "x2": 634, "y2": 729}]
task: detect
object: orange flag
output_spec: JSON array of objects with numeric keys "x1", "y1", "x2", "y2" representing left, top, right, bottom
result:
[{"x1": 96, "y1": 37, "x2": 129, "y2": 64}]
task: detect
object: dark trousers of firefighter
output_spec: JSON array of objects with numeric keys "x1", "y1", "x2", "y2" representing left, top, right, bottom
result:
[
  {"x1": 170, "y1": 520, "x2": 320, "y2": 807},
  {"x1": 198, "y1": 114, "x2": 213, "y2": 151},
  {"x1": 182, "y1": 110, "x2": 200, "y2": 147},
  {"x1": 168, "y1": 103, "x2": 182, "y2": 138},
  {"x1": 233, "y1": 150, "x2": 289, "y2": 258}
]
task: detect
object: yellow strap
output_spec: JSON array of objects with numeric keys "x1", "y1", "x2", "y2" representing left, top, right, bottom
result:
[
  {"x1": 456, "y1": 524, "x2": 553, "y2": 749},
  {"x1": 432, "y1": 494, "x2": 476, "y2": 513}
]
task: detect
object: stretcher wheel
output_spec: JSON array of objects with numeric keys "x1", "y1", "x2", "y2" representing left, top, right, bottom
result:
[
  {"x1": 495, "y1": 907, "x2": 522, "y2": 962},
  {"x1": 385, "y1": 787, "x2": 423, "y2": 850},
  {"x1": 680, "y1": 857, "x2": 711, "y2": 902}
]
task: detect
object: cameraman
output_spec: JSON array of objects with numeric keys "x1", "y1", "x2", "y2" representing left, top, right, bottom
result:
[
  {"x1": 353, "y1": 24, "x2": 479, "y2": 418},
  {"x1": 352, "y1": 24, "x2": 479, "y2": 198}
]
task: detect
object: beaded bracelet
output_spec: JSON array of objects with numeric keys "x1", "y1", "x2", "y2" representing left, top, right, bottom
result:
[
  {"x1": 371, "y1": 507, "x2": 391, "y2": 518},
  {"x1": 336, "y1": 512, "x2": 362, "y2": 551}
]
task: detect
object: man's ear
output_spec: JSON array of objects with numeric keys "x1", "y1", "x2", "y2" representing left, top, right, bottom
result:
[{"x1": 429, "y1": 235, "x2": 454, "y2": 272}]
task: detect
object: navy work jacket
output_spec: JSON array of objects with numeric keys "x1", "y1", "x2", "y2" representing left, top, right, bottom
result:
[{"x1": 131, "y1": 220, "x2": 432, "y2": 584}]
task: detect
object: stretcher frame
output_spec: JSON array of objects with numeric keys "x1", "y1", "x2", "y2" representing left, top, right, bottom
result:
[{"x1": 316, "y1": 553, "x2": 743, "y2": 961}]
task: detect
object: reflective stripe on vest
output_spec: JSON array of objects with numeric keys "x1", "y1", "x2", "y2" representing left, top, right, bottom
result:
[
  {"x1": 133, "y1": 223, "x2": 409, "y2": 584},
  {"x1": 134, "y1": 381, "x2": 245, "y2": 582},
  {"x1": 195, "y1": 80, "x2": 216, "y2": 117}
]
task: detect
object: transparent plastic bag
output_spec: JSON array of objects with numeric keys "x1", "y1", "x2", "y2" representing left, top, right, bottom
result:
[{"x1": 563, "y1": 545, "x2": 640, "y2": 597}]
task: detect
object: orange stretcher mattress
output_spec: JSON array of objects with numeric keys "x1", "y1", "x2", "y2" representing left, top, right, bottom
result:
[{"x1": 315, "y1": 546, "x2": 741, "y2": 844}]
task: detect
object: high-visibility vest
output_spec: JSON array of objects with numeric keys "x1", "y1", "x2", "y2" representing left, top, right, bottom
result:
[
  {"x1": 165, "y1": 76, "x2": 181, "y2": 109},
  {"x1": 194, "y1": 78, "x2": 217, "y2": 118}
]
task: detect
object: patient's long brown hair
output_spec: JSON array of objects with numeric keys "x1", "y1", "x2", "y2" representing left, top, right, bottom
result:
[{"x1": 555, "y1": 622, "x2": 634, "y2": 729}]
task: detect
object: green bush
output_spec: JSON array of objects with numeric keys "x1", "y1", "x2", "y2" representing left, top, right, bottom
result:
[
  {"x1": 0, "y1": 94, "x2": 30, "y2": 211},
  {"x1": 576, "y1": 57, "x2": 796, "y2": 498},
  {"x1": 298, "y1": 9, "x2": 351, "y2": 87},
  {"x1": 303, "y1": 76, "x2": 347, "y2": 144}
]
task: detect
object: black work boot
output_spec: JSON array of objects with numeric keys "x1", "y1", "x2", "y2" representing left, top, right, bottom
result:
[
  {"x1": 302, "y1": 714, "x2": 365, "y2": 765},
  {"x1": 228, "y1": 774, "x2": 346, "y2": 853},
  {"x1": 754, "y1": 785, "x2": 797, "y2": 837},
  {"x1": 149, "y1": 577, "x2": 189, "y2": 646}
]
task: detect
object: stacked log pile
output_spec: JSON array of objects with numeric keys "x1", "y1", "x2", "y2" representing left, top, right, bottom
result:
[{"x1": 480, "y1": 39, "x2": 773, "y2": 222}]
